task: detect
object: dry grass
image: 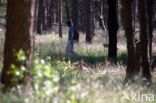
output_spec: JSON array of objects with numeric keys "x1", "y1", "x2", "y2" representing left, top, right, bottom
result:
[
  {"x1": 0, "y1": 27, "x2": 156, "y2": 103},
  {"x1": 1, "y1": 63, "x2": 156, "y2": 103}
]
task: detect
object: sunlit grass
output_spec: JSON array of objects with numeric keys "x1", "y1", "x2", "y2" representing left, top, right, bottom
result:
[
  {"x1": 0, "y1": 63, "x2": 156, "y2": 103},
  {"x1": 0, "y1": 28, "x2": 156, "y2": 103},
  {"x1": 0, "y1": 27, "x2": 4, "y2": 60},
  {"x1": 35, "y1": 31, "x2": 129, "y2": 65}
]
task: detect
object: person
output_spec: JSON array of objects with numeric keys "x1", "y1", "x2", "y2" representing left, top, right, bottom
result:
[{"x1": 65, "y1": 21, "x2": 79, "y2": 57}]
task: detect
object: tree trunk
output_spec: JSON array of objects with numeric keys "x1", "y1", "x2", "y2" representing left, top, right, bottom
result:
[
  {"x1": 58, "y1": 0, "x2": 62, "y2": 38},
  {"x1": 1, "y1": 0, "x2": 35, "y2": 92},
  {"x1": 99, "y1": 0, "x2": 104, "y2": 29},
  {"x1": 107, "y1": 0, "x2": 118, "y2": 62},
  {"x1": 79, "y1": 1, "x2": 86, "y2": 32},
  {"x1": 47, "y1": 0, "x2": 53, "y2": 29},
  {"x1": 103, "y1": 0, "x2": 108, "y2": 29},
  {"x1": 91, "y1": 0, "x2": 95, "y2": 36},
  {"x1": 147, "y1": 0, "x2": 154, "y2": 66},
  {"x1": 71, "y1": 0, "x2": 78, "y2": 30},
  {"x1": 85, "y1": 0, "x2": 92, "y2": 43},
  {"x1": 55, "y1": 0, "x2": 59, "y2": 23},
  {"x1": 0, "y1": 0, "x2": 1, "y2": 5},
  {"x1": 64, "y1": 0, "x2": 70, "y2": 21},
  {"x1": 95, "y1": 0, "x2": 103, "y2": 29},
  {"x1": 37, "y1": 0, "x2": 43, "y2": 34},
  {"x1": 132, "y1": 0, "x2": 138, "y2": 30},
  {"x1": 42, "y1": 0, "x2": 47, "y2": 30},
  {"x1": 154, "y1": 2, "x2": 156, "y2": 28},
  {"x1": 138, "y1": 0, "x2": 151, "y2": 81},
  {"x1": 34, "y1": 0, "x2": 38, "y2": 33},
  {"x1": 121, "y1": 0, "x2": 137, "y2": 81}
]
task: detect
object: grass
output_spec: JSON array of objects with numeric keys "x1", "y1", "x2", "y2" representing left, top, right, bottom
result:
[
  {"x1": 0, "y1": 64, "x2": 156, "y2": 103},
  {"x1": 0, "y1": 4, "x2": 6, "y2": 19},
  {"x1": 0, "y1": 28, "x2": 156, "y2": 103},
  {"x1": 0, "y1": 27, "x2": 4, "y2": 61},
  {"x1": 35, "y1": 31, "x2": 128, "y2": 65}
]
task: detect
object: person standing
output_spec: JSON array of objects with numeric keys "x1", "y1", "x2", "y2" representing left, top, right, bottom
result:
[{"x1": 65, "y1": 21, "x2": 79, "y2": 57}]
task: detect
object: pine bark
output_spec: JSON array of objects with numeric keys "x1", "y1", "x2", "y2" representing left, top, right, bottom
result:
[
  {"x1": 64, "y1": 0, "x2": 70, "y2": 21},
  {"x1": 47, "y1": 0, "x2": 53, "y2": 29},
  {"x1": 37, "y1": 0, "x2": 43, "y2": 34},
  {"x1": 85, "y1": 0, "x2": 92, "y2": 43},
  {"x1": 107, "y1": 0, "x2": 118, "y2": 62},
  {"x1": 121, "y1": 0, "x2": 137, "y2": 81},
  {"x1": 1, "y1": 0, "x2": 35, "y2": 92},
  {"x1": 147, "y1": 0, "x2": 154, "y2": 65},
  {"x1": 42, "y1": 0, "x2": 47, "y2": 30},
  {"x1": 138, "y1": 0, "x2": 151, "y2": 81},
  {"x1": 58, "y1": 0, "x2": 62, "y2": 38},
  {"x1": 71, "y1": 0, "x2": 78, "y2": 29},
  {"x1": 79, "y1": 1, "x2": 86, "y2": 32},
  {"x1": 91, "y1": 0, "x2": 95, "y2": 36}
]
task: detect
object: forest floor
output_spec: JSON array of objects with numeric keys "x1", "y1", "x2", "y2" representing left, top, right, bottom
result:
[{"x1": 0, "y1": 26, "x2": 156, "y2": 103}]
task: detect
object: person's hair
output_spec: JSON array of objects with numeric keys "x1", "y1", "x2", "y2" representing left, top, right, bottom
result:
[{"x1": 66, "y1": 21, "x2": 72, "y2": 26}]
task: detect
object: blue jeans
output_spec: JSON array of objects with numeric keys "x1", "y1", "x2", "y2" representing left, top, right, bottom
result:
[{"x1": 65, "y1": 40, "x2": 79, "y2": 57}]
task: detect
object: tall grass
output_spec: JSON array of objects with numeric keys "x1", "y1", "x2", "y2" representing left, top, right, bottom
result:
[
  {"x1": 0, "y1": 29, "x2": 156, "y2": 103},
  {"x1": 0, "y1": 28, "x2": 4, "y2": 66},
  {"x1": 0, "y1": 63, "x2": 156, "y2": 103},
  {"x1": 35, "y1": 32, "x2": 128, "y2": 65}
]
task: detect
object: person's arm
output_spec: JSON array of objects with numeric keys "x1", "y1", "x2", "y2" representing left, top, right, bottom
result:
[
  {"x1": 71, "y1": 31, "x2": 74, "y2": 41},
  {"x1": 70, "y1": 27, "x2": 75, "y2": 42}
]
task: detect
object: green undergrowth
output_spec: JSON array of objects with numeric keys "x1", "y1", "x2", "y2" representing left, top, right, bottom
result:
[
  {"x1": 35, "y1": 34, "x2": 128, "y2": 65},
  {"x1": 0, "y1": 52, "x2": 156, "y2": 103},
  {"x1": 0, "y1": 33, "x2": 156, "y2": 103},
  {"x1": 0, "y1": 27, "x2": 4, "y2": 57}
]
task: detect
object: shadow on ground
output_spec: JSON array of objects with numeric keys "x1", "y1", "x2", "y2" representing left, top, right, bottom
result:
[{"x1": 39, "y1": 51, "x2": 128, "y2": 65}]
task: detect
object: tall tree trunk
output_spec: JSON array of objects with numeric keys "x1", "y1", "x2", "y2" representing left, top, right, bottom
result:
[
  {"x1": 121, "y1": 0, "x2": 137, "y2": 81},
  {"x1": 34, "y1": 0, "x2": 38, "y2": 33},
  {"x1": 64, "y1": 0, "x2": 70, "y2": 21},
  {"x1": 91, "y1": 0, "x2": 95, "y2": 36},
  {"x1": 79, "y1": 1, "x2": 86, "y2": 32},
  {"x1": 138, "y1": 0, "x2": 151, "y2": 81},
  {"x1": 154, "y1": 2, "x2": 156, "y2": 28},
  {"x1": 132, "y1": 0, "x2": 138, "y2": 30},
  {"x1": 47, "y1": 0, "x2": 53, "y2": 29},
  {"x1": 58, "y1": 0, "x2": 62, "y2": 38},
  {"x1": 99, "y1": 0, "x2": 104, "y2": 29},
  {"x1": 94, "y1": 0, "x2": 103, "y2": 29},
  {"x1": 147, "y1": 0, "x2": 154, "y2": 66},
  {"x1": 1, "y1": 0, "x2": 35, "y2": 92},
  {"x1": 0, "y1": 0, "x2": 1, "y2": 5},
  {"x1": 71, "y1": 0, "x2": 79, "y2": 30},
  {"x1": 103, "y1": 0, "x2": 108, "y2": 29},
  {"x1": 107, "y1": 0, "x2": 118, "y2": 62},
  {"x1": 37, "y1": 0, "x2": 43, "y2": 34},
  {"x1": 85, "y1": 0, "x2": 92, "y2": 43},
  {"x1": 55, "y1": 0, "x2": 59, "y2": 23},
  {"x1": 42, "y1": 0, "x2": 47, "y2": 30}
]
